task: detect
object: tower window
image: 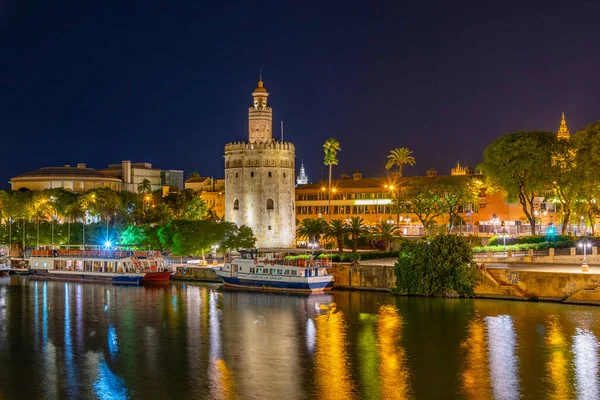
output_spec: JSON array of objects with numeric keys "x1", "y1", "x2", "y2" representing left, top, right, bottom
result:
[
  {"x1": 235, "y1": 172, "x2": 238, "y2": 178},
  {"x1": 268, "y1": 171, "x2": 272, "y2": 177},
  {"x1": 283, "y1": 172, "x2": 287, "y2": 178},
  {"x1": 266, "y1": 199, "x2": 274, "y2": 210},
  {"x1": 250, "y1": 171, "x2": 254, "y2": 178},
  {"x1": 233, "y1": 199, "x2": 239, "y2": 210}
]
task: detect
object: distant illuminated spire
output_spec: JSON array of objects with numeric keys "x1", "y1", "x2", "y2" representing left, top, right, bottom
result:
[
  {"x1": 557, "y1": 111, "x2": 570, "y2": 140},
  {"x1": 296, "y1": 160, "x2": 309, "y2": 186}
]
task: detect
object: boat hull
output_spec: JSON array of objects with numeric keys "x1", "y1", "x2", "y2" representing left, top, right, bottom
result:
[
  {"x1": 0, "y1": 269, "x2": 9, "y2": 277},
  {"x1": 30, "y1": 269, "x2": 143, "y2": 285},
  {"x1": 142, "y1": 271, "x2": 173, "y2": 282},
  {"x1": 215, "y1": 273, "x2": 334, "y2": 293},
  {"x1": 10, "y1": 269, "x2": 30, "y2": 276}
]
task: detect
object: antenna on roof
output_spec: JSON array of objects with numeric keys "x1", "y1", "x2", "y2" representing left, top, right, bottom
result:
[{"x1": 281, "y1": 120, "x2": 284, "y2": 142}]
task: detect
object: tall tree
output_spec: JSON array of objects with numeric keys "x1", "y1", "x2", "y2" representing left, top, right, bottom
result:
[
  {"x1": 324, "y1": 219, "x2": 348, "y2": 253},
  {"x1": 433, "y1": 176, "x2": 482, "y2": 233},
  {"x1": 479, "y1": 131, "x2": 555, "y2": 235},
  {"x1": 323, "y1": 138, "x2": 341, "y2": 222},
  {"x1": 573, "y1": 121, "x2": 600, "y2": 234},
  {"x1": 396, "y1": 183, "x2": 442, "y2": 234},
  {"x1": 137, "y1": 178, "x2": 152, "y2": 194},
  {"x1": 549, "y1": 138, "x2": 579, "y2": 234},
  {"x1": 347, "y1": 216, "x2": 368, "y2": 253},
  {"x1": 385, "y1": 148, "x2": 416, "y2": 177}
]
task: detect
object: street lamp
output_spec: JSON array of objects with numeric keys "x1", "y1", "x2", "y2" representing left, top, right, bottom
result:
[
  {"x1": 578, "y1": 240, "x2": 592, "y2": 272},
  {"x1": 211, "y1": 244, "x2": 219, "y2": 265}
]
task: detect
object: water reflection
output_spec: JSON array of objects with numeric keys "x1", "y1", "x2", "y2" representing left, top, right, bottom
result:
[
  {"x1": 485, "y1": 315, "x2": 519, "y2": 400},
  {"x1": 377, "y1": 305, "x2": 408, "y2": 400},
  {"x1": 460, "y1": 314, "x2": 492, "y2": 399},
  {"x1": 572, "y1": 328, "x2": 600, "y2": 400},
  {"x1": 6, "y1": 279, "x2": 600, "y2": 399},
  {"x1": 545, "y1": 315, "x2": 573, "y2": 400},
  {"x1": 315, "y1": 303, "x2": 354, "y2": 399}
]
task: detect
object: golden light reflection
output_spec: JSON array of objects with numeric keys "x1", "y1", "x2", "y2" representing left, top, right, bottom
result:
[
  {"x1": 460, "y1": 314, "x2": 492, "y2": 399},
  {"x1": 376, "y1": 305, "x2": 408, "y2": 400},
  {"x1": 214, "y1": 358, "x2": 237, "y2": 400},
  {"x1": 315, "y1": 305, "x2": 355, "y2": 399},
  {"x1": 545, "y1": 315, "x2": 573, "y2": 400}
]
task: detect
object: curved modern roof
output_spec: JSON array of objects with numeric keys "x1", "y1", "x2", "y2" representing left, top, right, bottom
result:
[{"x1": 11, "y1": 167, "x2": 122, "y2": 181}]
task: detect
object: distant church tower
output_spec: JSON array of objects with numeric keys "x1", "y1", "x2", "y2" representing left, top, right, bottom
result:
[
  {"x1": 296, "y1": 160, "x2": 309, "y2": 186},
  {"x1": 224, "y1": 77, "x2": 296, "y2": 248},
  {"x1": 557, "y1": 111, "x2": 571, "y2": 140}
]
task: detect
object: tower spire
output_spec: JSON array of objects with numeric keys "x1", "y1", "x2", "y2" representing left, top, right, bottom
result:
[{"x1": 557, "y1": 111, "x2": 570, "y2": 140}]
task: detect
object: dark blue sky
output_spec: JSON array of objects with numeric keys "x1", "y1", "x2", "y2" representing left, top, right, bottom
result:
[{"x1": 2, "y1": 0, "x2": 599, "y2": 187}]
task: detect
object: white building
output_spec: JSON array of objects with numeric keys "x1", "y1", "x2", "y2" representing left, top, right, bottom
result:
[
  {"x1": 296, "y1": 160, "x2": 309, "y2": 186},
  {"x1": 224, "y1": 78, "x2": 296, "y2": 248}
]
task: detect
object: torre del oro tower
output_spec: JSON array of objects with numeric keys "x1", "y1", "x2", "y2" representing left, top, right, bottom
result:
[{"x1": 224, "y1": 78, "x2": 296, "y2": 248}]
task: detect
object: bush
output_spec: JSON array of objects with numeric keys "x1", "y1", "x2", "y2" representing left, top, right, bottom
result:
[
  {"x1": 473, "y1": 240, "x2": 575, "y2": 253},
  {"x1": 317, "y1": 251, "x2": 400, "y2": 262},
  {"x1": 393, "y1": 234, "x2": 480, "y2": 297},
  {"x1": 488, "y1": 234, "x2": 571, "y2": 246}
]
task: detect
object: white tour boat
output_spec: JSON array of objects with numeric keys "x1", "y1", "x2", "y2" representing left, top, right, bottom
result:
[{"x1": 214, "y1": 251, "x2": 334, "y2": 292}]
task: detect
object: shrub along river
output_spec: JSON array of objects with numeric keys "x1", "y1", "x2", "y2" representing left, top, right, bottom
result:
[{"x1": 0, "y1": 276, "x2": 599, "y2": 399}]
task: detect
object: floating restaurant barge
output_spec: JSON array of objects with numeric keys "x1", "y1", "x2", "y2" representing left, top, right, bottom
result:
[
  {"x1": 30, "y1": 248, "x2": 172, "y2": 284},
  {"x1": 214, "y1": 251, "x2": 334, "y2": 292}
]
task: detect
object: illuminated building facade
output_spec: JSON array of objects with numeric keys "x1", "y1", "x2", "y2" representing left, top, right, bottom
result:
[
  {"x1": 224, "y1": 78, "x2": 296, "y2": 248},
  {"x1": 185, "y1": 176, "x2": 225, "y2": 219}
]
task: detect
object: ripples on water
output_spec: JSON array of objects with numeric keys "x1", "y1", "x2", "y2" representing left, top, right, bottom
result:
[{"x1": 0, "y1": 276, "x2": 600, "y2": 399}]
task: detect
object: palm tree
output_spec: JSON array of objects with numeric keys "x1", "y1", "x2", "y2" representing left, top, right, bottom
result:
[
  {"x1": 385, "y1": 148, "x2": 416, "y2": 177},
  {"x1": 369, "y1": 221, "x2": 402, "y2": 251},
  {"x1": 323, "y1": 138, "x2": 341, "y2": 222},
  {"x1": 137, "y1": 179, "x2": 152, "y2": 194},
  {"x1": 324, "y1": 219, "x2": 348, "y2": 253},
  {"x1": 347, "y1": 216, "x2": 369, "y2": 253},
  {"x1": 296, "y1": 218, "x2": 328, "y2": 246}
]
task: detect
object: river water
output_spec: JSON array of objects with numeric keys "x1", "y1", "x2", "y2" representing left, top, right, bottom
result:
[{"x1": 0, "y1": 276, "x2": 599, "y2": 399}]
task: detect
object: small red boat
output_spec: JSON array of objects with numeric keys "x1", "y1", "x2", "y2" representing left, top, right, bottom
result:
[{"x1": 143, "y1": 271, "x2": 173, "y2": 282}]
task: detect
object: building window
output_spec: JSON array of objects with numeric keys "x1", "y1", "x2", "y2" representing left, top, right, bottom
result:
[
  {"x1": 235, "y1": 172, "x2": 238, "y2": 178},
  {"x1": 283, "y1": 172, "x2": 287, "y2": 178},
  {"x1": 233, "y1": 199, "x2": 239, "y2": 210},
  {"x1": 268, "y1": 171, "x2": 272, "y2": 177},
  {"x1": 266, "y1": 199, "x2": 274, "y2": 210},
  {"x1": 250, "y1": 172, "x2": 254, "y2": 178}
]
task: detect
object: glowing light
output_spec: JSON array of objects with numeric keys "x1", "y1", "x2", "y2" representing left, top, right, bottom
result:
[
  {"x1": 545, "y1": 315, "x2": 572, "y2": 400},
  {"x1": 354, "y1": 199, "x2": 392, "y2": 205},
  {"x1": 104, "y1": 241, "x2": 112, "y2": 248}
]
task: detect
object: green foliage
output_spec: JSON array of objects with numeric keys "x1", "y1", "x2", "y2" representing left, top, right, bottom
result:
[
  {"x1": 393, "y1": 234, "x2": 480, "y2": 297},
  {"x1": 488, "y1": 234, "x2": 571, "y2": 246},
  {"x1": 479, "y1": 131, "x2": 556, "y2": 235},
  {"x1": 473, "y1": 240, "x2": 574, "y2": 252},
  {"x1": 385, "y1": 147, "x2": 416, "y2": 177}
]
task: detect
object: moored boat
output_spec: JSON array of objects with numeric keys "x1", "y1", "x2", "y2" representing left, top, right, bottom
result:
[
  {"x1": 29, "y1": 248, "x2": 172, "y2": 285},
  {"x1": 0, "y1": 256, "x2": 10, "y2": 276},
  {"x1": 213, "y1": 250, "x2": 334, "y2": 293},
  {"x1": 9, "y1": 258, "x2": 30, "y2": 275}
]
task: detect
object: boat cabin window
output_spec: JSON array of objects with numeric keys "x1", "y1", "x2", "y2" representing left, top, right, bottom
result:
[
  {"x1": 250, "y1": 267, "x2": 255, "y2": 273},
  {"x1": 284, "y1": 270, "x2": 289, "y2": 275},
  {"x1": 291, "y1": 270, "x2": 297, "y2": 276},
  {"x1": 270, "y1": 269, "x2": 275, "y2": 274},
  {"x1": 277, "y1": 269, "x2": 283, "y2": 275},
  {"x1": 257, "y1": 268, "x2": 262, "y2": 274}
]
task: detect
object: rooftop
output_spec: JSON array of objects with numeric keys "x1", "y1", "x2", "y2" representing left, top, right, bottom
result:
[{"x1": 11, "y1": 166, "x2": 121, "y2": 181}]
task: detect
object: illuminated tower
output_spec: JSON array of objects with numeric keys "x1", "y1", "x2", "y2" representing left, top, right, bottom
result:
[
  {"x1": 296, "y1": 160, "x2": 309, "y2": 186},
  {"x1": 224, "y1": 78, "x2": 296, "y2": 248},
  {"x1": 557, "y1": 112, "x2": 570, "y2": 141}
]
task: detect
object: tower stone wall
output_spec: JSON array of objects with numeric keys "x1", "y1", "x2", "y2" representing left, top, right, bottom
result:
[{"x1": 224, "y1": 80, "x2": 296, "y2": 248}]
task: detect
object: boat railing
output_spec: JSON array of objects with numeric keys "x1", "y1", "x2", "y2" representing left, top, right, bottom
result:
[
  {"x1": 31, "y1": 250, "x2": 162, "y2": 259},
  {"x1": 259, "y1": 258, "x2": 332, "y2": 268}
]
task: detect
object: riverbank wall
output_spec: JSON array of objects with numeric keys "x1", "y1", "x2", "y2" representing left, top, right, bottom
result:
[{"x1": 171, "y1": 266, "x2": 220, "y2": 282}]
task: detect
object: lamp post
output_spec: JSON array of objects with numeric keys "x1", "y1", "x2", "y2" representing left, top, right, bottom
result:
[
  {"x1": 579, "y1": 240, "x2": 592, "y2": 272},
  {"x1": 501, "y1": 229, "x2": 507, "y2": 249}
]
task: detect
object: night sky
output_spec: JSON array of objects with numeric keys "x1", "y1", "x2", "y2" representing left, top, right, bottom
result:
[{"x1": 2, "y1": 1, "x2": 599, "y2": 188}]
